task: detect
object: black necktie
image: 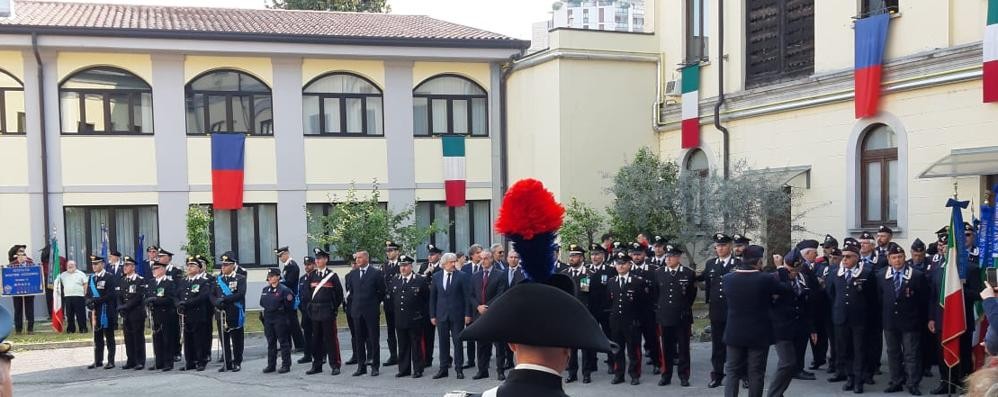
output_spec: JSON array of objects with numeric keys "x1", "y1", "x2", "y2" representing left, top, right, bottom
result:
[{"x1": 445, "y1": 273, "x2": 451, "y2": 290}]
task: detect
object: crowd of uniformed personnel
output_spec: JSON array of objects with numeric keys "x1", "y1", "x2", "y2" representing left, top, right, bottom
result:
[{"x1": 6, "y1": 221, "x2": 987, "y2": 396}]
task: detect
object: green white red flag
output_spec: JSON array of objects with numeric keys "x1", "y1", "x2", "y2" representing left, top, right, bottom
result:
[
  {"x1": 680, "y1": 64, "x2": 700, "y2": 148},
  {"x1": 985, "y1": 0, "x2": 998, "y2": 102},
  {"x1": 50, "y1": 238, "x2": 64, "y2": 333},
  {"x1": 939, "y1": 198, "x2": 968, "y2": 368}
]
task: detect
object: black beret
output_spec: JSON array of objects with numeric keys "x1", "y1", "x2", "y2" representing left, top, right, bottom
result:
[
  {"x1": 796, "y1": 239, "x2": 820, "y2": 251},
  {"x1": 911, "y1": 238, "x2": 926, "y2": 252},
  {"x1": 713, "y1": 233, "x2": 733, "y2": 244},
  {"x1": 831, "y1": 248, "x2": 843, "y2": 256},
  {"x1": 741, "y1": 245, "x2": 765, "y2": 262},
  {"x1": 859, "y1": 231, "x2": 874, "y2": 240}
]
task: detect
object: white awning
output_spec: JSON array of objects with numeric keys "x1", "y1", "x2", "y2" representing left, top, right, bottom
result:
[
  {"x1": 742, "y1": 165, "x2": 811, "y2": 189},
  {"x1": 918, "y1": 146, "x2": 998, "y2": 179}
]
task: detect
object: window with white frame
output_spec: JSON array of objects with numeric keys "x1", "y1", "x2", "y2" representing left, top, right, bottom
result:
[
  {"x1": 302, "y1": 72, "x2": 384, "y2": 136},
  {"x1": 413, "y1": 75, "x2": 488, "y2": 137}
]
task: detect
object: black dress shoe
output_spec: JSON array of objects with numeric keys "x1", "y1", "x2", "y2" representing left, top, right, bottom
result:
[
  {"x1": 611, "y1": 376, "x2": 624, "y2": 384},
  {"x1": 352, "y1": 368, "x2": 367, "y2": 376},
  {"x1": 630, "y1": 378, "x2": 640, "y2": 385},
  {"x1": 801, "y1": 370, "x2": 815, "y2": 377},
  {"x1": 908, "y1": 386, "x2": 922, "y2": 395},
  {"x1": 218, "y1": 366, "x2": 227, "y2": 373},
  {"x1": 923, "y1": 369, "x2": 933, "y2": 378},
  {"x1": 370, "y1": 368, "x2": 379, "y2": 377},
  {"x1": 263, "y1": 366, "x2": 276, "y2": 373},
  {"x1": 331, "y1": 367, "x2": 341, "y2": 376},
  {"x1": 384, "y1": 358, "x2": 398, "y2": 366},
  {"x1": 827, "y1": 366, "x2": 837, "y2": 374},
  {"x1": 652, "y1": 367, "x2": 661, "y2": 375},
  {"x1": 455, "y1": 370, "x2": 465, "y2": 380},
  {"x1": 134, "y1": 365, "x2": 144, "y2": 371},
  {"x1": 104, "y1": 363, "x2": 115, "y2": 369},
  {"x1": 680, "y1": 379, "x2": 690, "y2": 387},
  {"x1": 345, "y1": 358, "x2": 358, "y2": 365},
  {"x1": 278, "y1": 367, "x2": 290, "y2": 374},
  {"x1": 884, "y1": 384, "x2": 903, "y2": 393},
  {"x1": 809, "y1": 362, "x2": 825, "y2": 370},
  {"x1": 297, "y1": 356, "x2": 312, "y2": 364},
  {"x1": 161, "y1": 366, "x2": 173, "y2": 372},
  {"x1": 196, "y1": 364, "x2": 206, "y2": 371},
  {"x1": 395, "y1": 372, "x2": 411, "y2": 378},
  {"x1": 122, "y1": 364, "x2": 134, "y2": 370},
  {"x1": 742, "y1": 379, "x2": 749, "y2": 389},
  {"x1": 581, "y1": 375, "x2": 589, "y2": 384},
  {"x1": 147, "y1": 365, "x2": 158, "y2": 371},
  {"x1": 232, "y1": 365, "x2": 241, "y2": 372},
  {"x1": 462, "y1": 362, "x2": 475, "y2": 369},
  {"x1": 854, "y1": 382, "x2": 864, "y2": 394},
  {"x1": 87, "y1": 363, "x2": 102, "y2": 369},
  {"x1": 658, "y1": 377, "x2": 670, "y2": 386},
  {"x1": 708, "y1": 378, "x2": 723, "y2": 388},
  {"x1": 293, "y1": 348, "x2": 305, "y2": 353},
  {"x1": 306, "y1": 367, "x2": 323, "y2": 375},
  {"x1": 565, "y1": 373, "x2": 577, "y2": 383},
  {"x1": 412, "y1": 372, "x2": 423, "y2": 379},
  {"x1": 864, "y1": 377, "x2": 875, "y2": 385},
  {"x1": 829, "y1": 375, "x2": 848, "y2": 383},
  {"x1": 174, "y1": 355, "x2": 182, "y2": 362},
  {"x1": 432, "y1": 369, "x2": 448, "y2": 379}
]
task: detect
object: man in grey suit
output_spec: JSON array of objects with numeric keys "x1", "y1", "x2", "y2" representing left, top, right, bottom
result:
[
  {"x1": 471, "y1": 251, "x2": 508, "y2": 380},
  {"x1": 429, "y1": 252, "x2": 473, "y2": 380}
]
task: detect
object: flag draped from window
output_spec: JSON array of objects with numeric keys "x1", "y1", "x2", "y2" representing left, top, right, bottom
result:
[
  {"x1": 854, "y1": 13, "x2": 890, "y2": 118},
  {"x1": 442, "y1": 135, "x2": 467, "y2": 207},
  {"x1": 211, "y1": 133, "x2": 246, "y2": 210},
  {"x1": 680, "y1": 64, "x2": 701, "y2": 149},
  {"x1": 940, "y1": 198, "x2": 968, "y2": 368},
  {"x1": 985, "y1": 0, "x2": 998, "y2": 102}
]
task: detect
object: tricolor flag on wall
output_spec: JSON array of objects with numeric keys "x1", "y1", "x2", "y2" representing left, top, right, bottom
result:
[
  {"x1": 854, "y1": 13, "x2": 890, "y2": 119},
  {"x1": 984, "y1": 0, "x2": 998, "y2": 102},
  {"x1": 211, "y1": 133, "x2": 246, "y2": 210},
  {"x1": 442, "y1": 135, "x2": 466, "y2": 207},
  {"x1": 50, "y1": 238, "x2": 64, "y2": 333},
  {"x1": 680, "y1": 64, "x2": 700, "y2": 149},
  {"x1": 940, "y1": 198, "x2": 969, "y2": 368}
]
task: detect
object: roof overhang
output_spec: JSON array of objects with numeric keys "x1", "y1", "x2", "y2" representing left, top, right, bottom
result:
[
  {"x1": 742, "y1": 165, "x2": 812, "y2": 189},
  {"x1": 918, "y1": 146, "x2": 998, "y2": 179}
]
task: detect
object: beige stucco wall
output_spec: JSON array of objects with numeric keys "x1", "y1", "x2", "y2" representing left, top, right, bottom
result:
[
  {"x1": 0, "y1": 136, "x2": 28, "y2": 186},
  {"x1": 303, "y1": 138, "x2": 389, "y2": 184},
  {"x1": 412, "y1": 138, "x2": 491, "y2": 184},
  {"x1": 187, "y1": 137, "x2": 277, "y2": 186},
  {"x1": 658, "y1": 79, "x2": 995, "y2": 247},
  {"x1": 61, "y1": 136, "x2": 158, "y2": 186},
  {"x1": 0, "y1": 194, "x2": 32, "y2": 248},
  {"x1": 507, "y1": 59, "x2": 562, "y2": 199}
]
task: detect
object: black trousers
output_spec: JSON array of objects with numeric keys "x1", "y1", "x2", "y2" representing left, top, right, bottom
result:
[
  {"x1": 93, "y1": 327, "x2": 116, "y2": 365},
  {"x1": 865, "y1": 319, "x2": 883, "y2": 378},
  {"x1": 724, "y1": 345, "x2": 769, "y2": 397},
  {"x1": 397, "y1": 325, "x2": 425, "y2": 375},
  {"x1": 639, "y1": 311, "x2": 659, "y2": 364},
  {"x1": 710, "y1": 319, "x2": 727, "y2": 380},
  {"x1": 311, "y1": 317, "x2": 342, "y2": 370},
  {"x1": 477, "y1": 338, "x2": 506, "y2": 375},
  {"x1": 221, "y1": 327, "x2": 244, "y2": 367},
  {"x1": 173, "y1": 310, "x2": 182, "y2": 359},
  {"x1": 436, "y1": 319, "x2": 465, "y2": 370},
  {"x1": 594, "y1": 313, "x2": 612, "y2": 371},
  {"x1": 64, "y1": 296, "x2": 88, "y2": 333},
  {"x1": 919, "y1": 327, "x2": 936, "y2": 375},
  {"x1": 935, "y1": 327, "x2": 973, "y2": 388},
  {"x1": 827, "y1": 316, "x2": 837, "y2": 368},
  {"x1": 199, "y1": 313, "x2": 212, "y2": 363},
  {"x1": 383, "y1": 302, "x2": 398, "y2": 360},
  {"x1": 264, "y1": 316, "x2": 291, "y2": 368},
  {"x1": 610, "y1": 322, "x2": 641, "y2": 380},
  {"x1": 182, "y1": 318, "x2": 207, "y2": 368},
  {"x1": 792, "y1": 329, "x2": 809, "y2": 374},
  {"x1": 346, "y1": 313, "x2": 357, "y2": 360},
  {"x1": 423, "y1": 319, "x2": 436, "y2": 367},
  {"x1": 353, "y1": 312, "x2": 381, "y2": 369},
  {"x1": 660, "y1": 324, "x2": 691, "y2": 381},
  {"x1": 567, "y1": 346, "x2": 595, "y2": 377},
  {"x1": 151, "y1": 313, "x2": 176, "y2": 369},
  {"x1": 768, "y1": 340, "x2": 797, "y2": 397},
  {"x1": 287, "y1": 310, "x2": 305, "y2": 351},
  {"x1": 300, "y1": 311, "x2": 313, "y2": 359},
  {"x1": 12, "y1": 296, "x2": 35, "y2": 332},
  {"x1": 809, "y1": 312, "x2": 830, "y2": 366},
  {"x1": 45, "y1": 288, "x2": 53, "y2": 320},
  {"x1": 884, "y1": 329, "x2": 921, "y2": 388},
  {"x1": 122, "y1": 314, "x2": 146, "y2": 367},
  {"x1": 466, "y1": 338, "x2": 476, "y2": 366},
  {"x1": 835, "y1": 324, "x2": 867, "y2": 380}
]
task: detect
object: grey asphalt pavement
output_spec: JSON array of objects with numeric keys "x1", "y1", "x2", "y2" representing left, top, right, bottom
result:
[{"x1": 11, "y1": 329, "x2": 913, "y2": 396}]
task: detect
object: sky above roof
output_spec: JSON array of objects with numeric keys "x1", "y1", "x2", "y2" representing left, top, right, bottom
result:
[{"x1": 48, "y1": 0, "x2": 552, "y2": 39}]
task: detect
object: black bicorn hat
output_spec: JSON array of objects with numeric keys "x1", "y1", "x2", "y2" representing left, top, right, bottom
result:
[
  {"x1": 935, "y1": 226, "x2": 949, "y2": 243},
  {"x1": 886, "y1": 242, "x2": 905, "y2": 255},
  {"x1": 219, "y1": 251, "x2": 237, "y2": 264},
  {"x1": 911, "y1": 238, "x2": 926, "y2": 252},
  {"x1": 712, "y1": 233, "x2": 733, "y2": 244},
  {"x1": 732, "y1": 234, "x2": 751, "y2": 245},
  {"x1": 830, "y1": 248, "x2": 843, "y2": 256},
  {"x1": 426, "y1": 244, "x2": 442, "y2": 254},
  {"x1": 267, "y1": 267, "x2": 281, "y2": 277},
  {"x1": 399, "y1": 255, "x2": 415, "y2": 264},
  {"x1": 796, "y1": 239, "x2": 820, "y2": 251},
  {"x1": 859, "y1": 231, "x2": 875, "y2": 240},
  {"x1": 385, "y1": 240, "x2": 401, "y2": 250},
  {"x1": 665, "y1": 244, "x2": 683, "y2": 256},
  {"x1": 613, "y1": 250, "x2": 630, "y2": 262},
  {"x1": 821, "y1": 234, "x2": 839, "y2": 248},
  {"x1": 589, "y1": 243, "x2": 607, "y2": 254},
  {"x1": 460, "y1": 282, "x2": 613, "y2": 353},
  {"x1": 157, "y1": 248, "x2": 174, "y2": 257},
  {"x1": 963, "y1": 222, "x2": 975, "y2": 233},
  {"x1": 567, "y1": 244, "x2": 586, "y2": 255},
  {"x1": 274, "y1": 246, "x2": 289, "y2": 256},
  {"x1": 842, "y1": 237, "x2": 861, "y2": 254},
  {"x1": 611, "y1": 241, "x2": 626, "y2": 253},
  {"x1": 313, "y1": 247, "x2": 330, "y2": 259}
]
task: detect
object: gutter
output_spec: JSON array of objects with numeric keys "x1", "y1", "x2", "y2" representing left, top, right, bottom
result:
[
  {"x1": 511, "y1": 48, "x2": 659, "y2": 71},
  {"x1": 714, "y1": 0, "x2": 730, "y2": 180},
  {"x1": 31, "y1": 32, "x2": 50, "y2": 244}
]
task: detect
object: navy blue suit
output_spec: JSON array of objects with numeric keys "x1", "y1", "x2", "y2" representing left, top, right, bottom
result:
[
  {"x1": 827, "y1": 265, "x2": 877, "y2": 381},
  {"x1": 429, "y1": 270, "x2": 473, "y2": 370},
  {"x1": 345, "y1": 266, "x2": 386, "y2": 370}
]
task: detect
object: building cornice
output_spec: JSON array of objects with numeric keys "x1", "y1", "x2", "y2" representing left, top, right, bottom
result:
[
  {"x1": 513, "y1": 47, "x2": 660, "y2": 71},
  {"x1": 657, "y1": 41, "x2": 984, "y2": 131}
]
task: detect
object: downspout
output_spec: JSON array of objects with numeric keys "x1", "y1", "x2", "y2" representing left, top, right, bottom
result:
[
  {"x1": 499, "y1": 55, "x2": 516, "y2": 196},
  {"x1": 32, "y1": 32, "x2": 51, "y2": 243},
  {"x1": 713, "y1": 0, "x2": 730, "y2": 180}
]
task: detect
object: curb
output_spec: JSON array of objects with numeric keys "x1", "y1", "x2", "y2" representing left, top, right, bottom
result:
[{"x1": 14, "y1": 331, "x2": 267, "y2": 352}]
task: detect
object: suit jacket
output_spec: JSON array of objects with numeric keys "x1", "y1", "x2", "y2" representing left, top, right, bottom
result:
[
  {"x1": 699, "y1": 256, "x2": 740, "y2": 322},
  {"x1": 281, "y1": 260, "x2": 300, "y2": 294},
  {"x1": 505, "y1": 266, "x2": 526, "y2": 289},
  {"x1": 827, "y1": 265, "x2": 878, "y2": 326},
  {"x1": 381, "y1": 261, "x2": 401, "y2": 305},
  {"x1": 607, "y1": 273, "x2": 646, "y2": 328},
  {"x1": 390, "y1": 274, "x2": 430, "y2": 329},
  {"x1": 144, "y1": 276, "x2": 177, "y2": 321},
  {"x1": 487, "y1": 368, "x2": 568, "y2": 397},
  {"x1": 877, "y1": 266, "x2": 928, "y2": 332},
  {"x1": 417, "y1": 261, "x2": 441, "y2": 278},
  {"x1": 722, "y1": 270, "x2": 788, "y2": 348},
  {"x1": 471, "y1": 267, "x2": 508, "y2": 320},
  {"x1": 345, "y1": 266, "x2": 385, "y2": 319},
  {"x1": 770, "y1": 268, "x2": 814, "y2": 341},
  {"x1": 85, "y1": 271, "x2": 119, "y2": 322},
  {"x1": 211, "y1": 273, "x2": 247, "y2": 322},
  {"x1": 653, "y1": 266, "x2": 697, "y2": 326},
  {"x1": 429, "y1": 270, "x2": 473, "y2": 322}
]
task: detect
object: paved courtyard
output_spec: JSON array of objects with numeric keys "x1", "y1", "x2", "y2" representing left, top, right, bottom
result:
[{"x1": 9, "y1": 329, "x2": 911, "y2": 396}]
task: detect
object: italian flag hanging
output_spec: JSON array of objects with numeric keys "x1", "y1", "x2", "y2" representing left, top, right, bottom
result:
[
  {"x1": 50, "y1": 238, "x2": 65, "y2": 333},
  {"x1": 680, "y1": 64, "x2": 700, "y2": 149},
  {"x1": 940, "y1": 198, "x2": 968, "y2": 368},
  {"x1": 984, "y1": 0, "x2": 998, "y2": 102},
  {"x1": 442, "y1": 135, "x2": 466, "y2": 207}
]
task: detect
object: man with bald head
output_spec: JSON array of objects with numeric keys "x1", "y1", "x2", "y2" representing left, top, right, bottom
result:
[{"x1": 345, "y1": 251, "x2": 386, "y2": 377}]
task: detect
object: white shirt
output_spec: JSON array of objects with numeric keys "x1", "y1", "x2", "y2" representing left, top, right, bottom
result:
[
  {"x1": 57, "y1": 270, "x2": 88, "y2": 297},
  {"x1": 514, "y1": 363, "x2": 561, "y2": 376}
]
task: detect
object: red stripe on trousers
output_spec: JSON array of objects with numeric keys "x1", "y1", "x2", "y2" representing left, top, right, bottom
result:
[
  {"x1": 681, "y1": 119, "x2": 699, "y2": 149},
  {"x1": 657, "y1": 325, "x2": 666, "y2": 372},
  {"x1": 331, "y1": 320, "x2": 342, "y2": 367},
  {"x1": 854, "y1": 65, "x2": 883, "y2": 118}
]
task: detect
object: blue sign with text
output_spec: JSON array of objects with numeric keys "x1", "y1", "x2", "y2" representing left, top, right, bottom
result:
[{"x1": 2, "y1": 266, "x2": 44, "y2": 296}]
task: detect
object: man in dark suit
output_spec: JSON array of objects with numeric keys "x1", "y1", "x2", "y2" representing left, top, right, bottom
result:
[
  {"x1": 381, "y1": 241, "x2": 402, "y2": 366},
  {"x1": 461, "y1": 244, "x2": 485, "y2": 369},
  {"x1": 767, "y1": 245, "x2": 817, "y2": 397},
  {"x1": 275, "y1": 246, "x2": 304, "y2": 354},
  {"x1": 587, "y1": 243, "x2": 614, "y2": 374},
  {"x1": 471, "y1": 251, "x2": 508, "y2": 380},
  {"x1": 653, "y1": 244, "x2": 697, "y2": 387},
  {"x1": 296, "y1": 256, "x2": 315, "y2": 365},
  {"x1": 417, "y1": 244, "x2": 444, "y2": 368},
  {"x1": 429, "y1": 252, "x2": 473, "y2": 380},
  {"x1": 810, "y1": 235, "x2": 838, "y2": 373},
  {"x1": 877, "y1": 243, "x2": 928, "y2": 395},
  {"x1": 827, "y1": 238, "x2": 878, "y2": 394},
  {"x1": 389, "y1": 255, "x2": 430, "y2": 378},
  {"x1": 698, "y1": 233, "x2": 739, "y2": 388},
  {"x1": 499, "y1": 249, "x2": 526, "y2": 370},
  {"x1": 85, "y1": 255, "x2": 118, "y2": 369},
  {"x1": 345, "y1": 250, "x2": 386, "y2": 377},
  {"x1": 906, "y1": 238, "x2": 936, "y2": 378}
]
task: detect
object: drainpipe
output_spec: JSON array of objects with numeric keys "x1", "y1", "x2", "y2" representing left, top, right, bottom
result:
[
  {"x1": 32, "y1": 32, "x2": 51, "y2": 243},
  {"x1": 499, "y1": 56, "x2": 516, "y2": 196},
  {"x1": 713, "y1": 0, "x2": 730, "y2": 180}
]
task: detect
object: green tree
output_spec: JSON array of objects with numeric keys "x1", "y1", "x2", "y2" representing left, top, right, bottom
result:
[
  {"x1": 607, "y1": 147, "x2": 681, "y2": 243},
  {"x1": 308, "y1": 183, "x2": 443, "y2": 263},
  {"x1": 182, "y1": 205, "x2": 215, "y2": 272},
  {"x1": 269, "y1": 0, "x2": 390, "y2": 12},
  {"x1": 559, "y1": 197, "x2": 605, "y2": 248}
]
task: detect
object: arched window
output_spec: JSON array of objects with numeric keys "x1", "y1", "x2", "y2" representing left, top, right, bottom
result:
[
  {"x1": 413, "y1": 75, "x2": 488, "y2": 137},
  {"x1": 685, "y1": 148, "x2": 709, "y2": 177},
  {"x1": 59, "y1": 67, "x2": 152, "y2": 134},
  {"x1": 684, "y1": 149, "x2": 709, "y2": 225},
  {"x1": 0, "y1": 69, "x2": 24, "y2": 134},
  {"x1": 185, "y1": 69, "x2": 272, "y2": 135},
  {"x1": 302, "y1": 72, "x2": 383, "y2": 136},
  {"x1": 860, "y1": 123, "x2": 898, "y2": 226}
]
